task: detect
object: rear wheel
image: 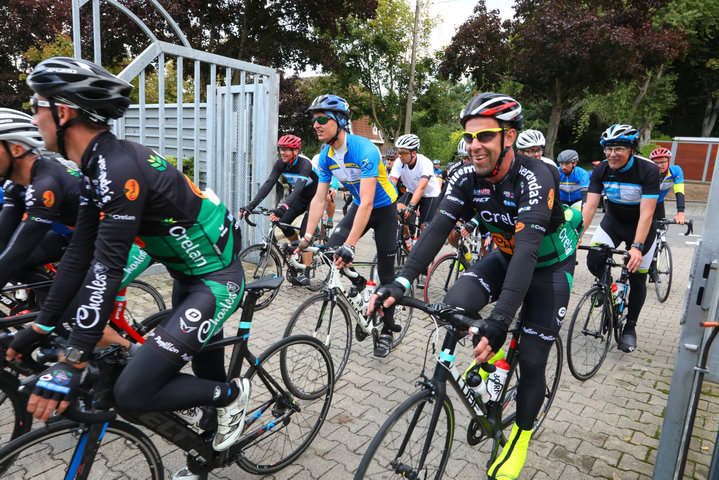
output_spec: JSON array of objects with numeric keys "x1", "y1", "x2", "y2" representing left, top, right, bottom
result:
[
  {"x1": 238, "y1": 244, "x2": 282, "y2": 310},
  {"x1": 566, "y1": 286, "x2": 612, "y2": 381},
  {"x1": 654, "y1": 242, "x2": 672, "y2": 303}
]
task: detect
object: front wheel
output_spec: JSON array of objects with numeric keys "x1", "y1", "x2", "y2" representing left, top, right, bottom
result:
[
  {"x1": 238, "y1": 244, "x2": 282, "y2": 310},
  {"x1": 355, "y1": 388, "x2": 453, "y2": 480},
  {"x1": 424, "y1": 253, "x2": 467, "y2": 304},
  {"x1": 237, "y1": 335, "x2": 334, "y2": 474},
  {"x1": 0, "y1": 371, "x2": 32, "y2": 475},
  {"x1": 654, "y1": 242, "x2": 672, "y2": 303},
  {"x1": 284, "y1": 292, "x2": 352, "y2": 383},
  {"x1": 566, "y1": 286, "x2": 612, "y2": 381},
  {"x1": 390, "y1": 283, "x2": 414, "y2": 348}
]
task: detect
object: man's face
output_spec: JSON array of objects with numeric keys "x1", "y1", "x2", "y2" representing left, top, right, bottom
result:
[
  {"x1": 520, "y1": 146, "x2": 543, "y2": 160},
  {"x1": 312, "y1": 113, "x2": 338, "y2": 143},
  {"x1": 460, "y1": 154, "x2": 470, "y2": 165},
  {"x1": 385, "y1": 158, "x2": 395, "y2": 170},
  {"x1": 604, "y1": 145, "x2": 632, "y2": 170},
  {"x1": 559, "y1": 162, "x2": 575, "y2": 175},
  {"x1": 30, "y1": 95, "x2": 57, "y2": 152},
  {"x1": 279, "y1": 147, "x2": 297, "y2": 163},
  {"x1": 464, "y1": 116, "x2": 513, "y2": 177},
  {"x1": 398, "y1": 149, "x2": 415, "y2": 165},
  {"x1": 653, "y1": 156, "x2": 670, "y2": 175}
]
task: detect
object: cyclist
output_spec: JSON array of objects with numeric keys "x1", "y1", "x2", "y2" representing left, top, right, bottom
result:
[
  {"x1": 516, "y1": 129, "x2": 556, "y2": 166},
  {"x1": 432, "y1": 158, "x2": 443, "y2": 189},
  {"x1": 240, "y1": 134, "x2": 318, "y2": 286},
  {"x1": 390, "y1": 133, "x2": 440, "y2": 233},
  {"x1": 371, "y1": 92, "x2": 581, "y2": 479},
  {"x1": 582, "y1": 124, "x2": 660, "y2": 353},
  {"x1": 299, "y1": 94, "x2": 400, "y2": 358},
  {"x1": 7, "y1": 57, "x2": 250, "y2": 455},
  {"x1": 650, "y1": 147, "x2": 686, "y2": 224},
  {"x1": 557, "y1": 149, "x2": 590, "y2": 209}
]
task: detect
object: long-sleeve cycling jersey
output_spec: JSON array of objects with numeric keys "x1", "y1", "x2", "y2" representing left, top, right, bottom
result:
[
  {"x1": 36, "y1": 131, "x2": 242, "y2": 354},
  {"x1": 657, "y1": 164, "x2": 685, "y2": 212},
  {"x1": 558, "y1": 165, "x2": 590, "y2": 204},
  {"x1": 399, "y1": 155, "x2": 581, "y2": 321},
  {"x1": 246, "y1": 154, "x2": 318, "y2": 210},
  {"x1": 0, "y1": 157, "x2": 82, "y2": 288}
]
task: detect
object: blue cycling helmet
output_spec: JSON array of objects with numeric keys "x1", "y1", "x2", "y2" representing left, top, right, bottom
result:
[
  {"x1": 307, "y1": 94, "x2": 351, "y2": 130},
  {"x1": 600, "y1": 124, "x2": 639, "y2": 148}
]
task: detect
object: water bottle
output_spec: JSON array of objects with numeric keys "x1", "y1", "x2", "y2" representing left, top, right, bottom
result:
[
  {"x1": 487, "y1": 359, "x2": 510, "y2": 402},
  {"x1": 348, "y1": 285, "x2": 363, "y2": 309},
  {"x1": 465, "y1": 369, "x2": 491, "y2": 403},
  {"x1": 363, "y1": 279, "x2": 377, "y2": 304},
  {"x1": 403, "y1": 234, "x2": 412, "y2": 250}
]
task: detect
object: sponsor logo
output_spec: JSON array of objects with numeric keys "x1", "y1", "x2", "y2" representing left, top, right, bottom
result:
[
  {"x1": 522, "y1": 326, "x2": 556, "y2": 342},
  {"x1": 96, "y1": 155, "x2": 114, "y2": 203},
  {"x1": 518, "y1": 206, "x2": 531, "y2": 213},
  {"x1": 122, "y1": 248, "x2": 148, "y2": 282},
  {"x1": 227, "y1": 282, "x2": 240, "y2": 294},
  {"x1": 548, "y1": 188, "x2": 554, "y2": 209},
  {"x1": 476, "y1": 197, "x2": 491, "y2": 203},
  {"x1": 24, "y1": 185, "x2": 36, "y2": 207},
  {"x1": 47, "y1": 67, "x2": 77, "y2": 74},
  {"x1": 147, "y1": 153, "x2": 168, "y2": 171},
  {"x1": 478, "y1": 188, "x2": 491, "y2": 195},
  {"x1": 102, "y1": 212, "x2": 137, "y2": 221},
  {"x1": 213, "y1": 386, "x2": 221, "y2": 400},
  {"x1": 518, "y1": 165, "x2": 541, "y2": 205},
  {"x1": 438, "y1": 209, "x2": 457, "y2": 221},
  {"x1": 76, "y1": 262, "x2": 109, "y2": 329},
  {"x1": 169, "y1": 226, "x2": 208, "y2": 267},
  {"x1": 40, "y1": 373, "x2": 53, "y2": 382},
  {"x1": 163, "y1": 218, "x2": 177, "y2": 225},
  {"x1": 503, "y1": 200, "x2": 516, "y2": 207},
  {"x1": 480, "y1": 210, "x2": 517, "y2": 226},
  {"x1": 185, "y1": 176, "x2": 206, "y2": 199},
  {"x1": 66, "y1": 168, "x2": 81, "y2": 177},
  {"x1": 42, "y1": 190, "x2": 55, "y2": 207},
  {"x1": 445, "y1": 195, "x2": 462, "y2": 204},
  {"x1": 515, "y1": 222, "x2": 525, "y2": 233},
  {"x1": 503, "y1": 190, "x2": 513, "y2": 198},
  {"x1": 153, "y1": 335, "x2": 179, "y2": 354},
  {"x1": 478, "y1": 277, "x2": 491, "y2": 293},
  {"x1": 52, "y1": 370, "x2": 72, "y2": 385},
  {"x1": 180, "y1": 308, "x2": 202, "y2": 334},
  {"x1": 530, "y1": 224, "x2": 546, "y2": 233},
  {"x1": 197, "y1": 287, "x2": 240, "y2": 343},
  {"x1": 124, "y1": 179, "x2": 140, "y2": 201},
  {"x1": 181, "y1": 353, "x2": 193, "y2": 363}
]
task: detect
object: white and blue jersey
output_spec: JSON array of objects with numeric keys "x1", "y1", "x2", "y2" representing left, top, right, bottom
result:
[
  {"x1": 657, "y1": 164, "x2": 684, "y2": 203},
  {"x1": 558, "y1": 166, "x2": 590, "y2": 204},
  {"x1": 588, "y1": 155, "x2": 660, "y2": 222},
  {"x1": 317, "y1": 133, "x2": 398, "y2": 208}
]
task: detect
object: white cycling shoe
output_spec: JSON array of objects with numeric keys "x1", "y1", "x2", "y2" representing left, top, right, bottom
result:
[{"x1": 212, "y1": 378, "x2": 251, "y2": 451}]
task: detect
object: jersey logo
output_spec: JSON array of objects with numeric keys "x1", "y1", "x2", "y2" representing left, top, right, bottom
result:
[
  {"x1": 185, "y1": 175, "x2": 206, "y2": 199},
  {"x1": 163, "y1": 218, "x2": 178, "y2": 226},
  {"x1": 66, "y1": 168, "x2": 81, "y2": 177},
  {"x1": 548, "y1": 188, "x2": 554, "y2": 209},
  {"x1": 125, "y1": 179, "x2": 140, "y2": 201},
  {"x1": 147, "y1": 154, "x2": 168, "y2": 171},
  {"x1": 42, "y1": 190, "x2": 55, "y2": 207}
]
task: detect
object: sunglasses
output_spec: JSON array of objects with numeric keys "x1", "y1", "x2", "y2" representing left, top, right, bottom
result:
[
  {"x1": 461, "y1": 128, "x2": 506, "y2": 144},
  {"x1": 311, "y1": 116, "x2": 332, "y2": 125},
  {"x1": 29, "y1": 97, "x2": 77, "y2": 115}
]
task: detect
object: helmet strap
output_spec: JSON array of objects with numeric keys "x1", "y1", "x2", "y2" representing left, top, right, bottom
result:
[{"x1": 49, "y1": 99, "x2": 83, "y2": 160}]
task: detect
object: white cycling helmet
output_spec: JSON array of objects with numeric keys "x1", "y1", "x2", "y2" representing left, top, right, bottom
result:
[
  {"x1": 0, "y1": 108, "x2": 44, "y2": 151},
  {"x1": 395, "y1": 134, "x2": 420, "y2": 151},
  {"x1": 516, "y1": 129, "x2": 546, "y2": 150},
  {"x1": 457, "y1": 138, "x2": 468, "y2": 157}
]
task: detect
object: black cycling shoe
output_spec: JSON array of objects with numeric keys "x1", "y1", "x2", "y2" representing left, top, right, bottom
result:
[
  {"x1": 619, "y1": 324, "x2": 637, "y2": 352},
  {"x1": 373, "y1": 333, "x2": 393, "y2": 358}
]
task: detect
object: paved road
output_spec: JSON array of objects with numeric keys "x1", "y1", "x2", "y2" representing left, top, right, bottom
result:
[{"x1": 11, "y1": 202, "x2": 715, "y2": 479}]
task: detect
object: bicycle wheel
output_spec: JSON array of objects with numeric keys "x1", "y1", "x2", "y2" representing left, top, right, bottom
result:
[
  {"x1": 500, "y1": 336, "x2": 562, "y2": 435},
  {"x1": 566, "y1": 286, "x2": 612, "y2": 381},
  {"x1": 284, "y1": 292, "x2": 352, "y2": 383},
  {"x1": 355, "y1": 388, "x2": 453, "y2": 480},
  {"x1": 237, "y1": 335, "x2": 334, "y2": 474},
  {"x1": 306, "y1": 249, "x2": 332, "y2": 292},
  {"x1": 654, "y1": 242, "x2": 673, "y2": 303},
  {"x1": 391, "y1": 283, "x2": 414, "y2": 348},
  {"x1": 0, "y1": 371, "x2": 32, "y2": 475},
  {"x1": 0, "y1": 419, "x2": 163, "y2": 479},
  {"x1": 122, "y1": 280, "x2": 166, "y2": 328},
  {"x1": 238, "y1": 244, "x2": 282, "y2": 310},
  {"x1": 424, "y1": 253, "x2": 466, "y2": 304}
]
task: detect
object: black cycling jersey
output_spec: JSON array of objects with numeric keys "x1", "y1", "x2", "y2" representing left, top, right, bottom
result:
[
  {"x1": 246, "y1": 154, "x2": 318, "y2": 211},
  {"x1": 400, "y1": 154, "x2": 580, "y2": 320},
  {"x1": 37, "y1": 131, "x2": 242, "y2": 354},
  {"x1": 588, "y1": 156, "x2": 660, "y2": 224}
]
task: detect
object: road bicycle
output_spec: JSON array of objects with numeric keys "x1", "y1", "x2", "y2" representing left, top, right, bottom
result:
[
  {"x1": 355, "y1": 297, "x2": 562, "y2": 479},
  {"x1": 283, "y1": 245, "x2": 415, "y2": 382},
  {"x1": 649, "y1": 218, "x2": 693, "y2": 303},
  {"x1": 566, "y1": 244, "x2": 635, "y2": 381},
  {"x1": 0, "y1": 275, "x2": 335, "y2": 479},
  {"x1": 238, "y1": 207, "x2": 331, "y2": 310}
]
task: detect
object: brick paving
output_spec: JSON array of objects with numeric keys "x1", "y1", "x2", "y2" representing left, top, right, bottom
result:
[{"x1": 9, "y1": 202, "x2": 716, "y2": 479}]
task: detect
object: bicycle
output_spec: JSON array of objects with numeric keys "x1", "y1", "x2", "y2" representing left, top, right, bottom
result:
[
  {"x1": 239, "y1": 207, "x2": 331, "y2": 310},
  {"x1": 649, "y1": 218, "x2": 693, "y2": 303},
  {"x1": 566, "y1": 244, "x2": 636, "y2": 381},
  {"x1": 283, "y1": 245, "x2": 415, "y2": 382},
  {"x1": 355, "y1": 297, "x2": 562, "y2": 479},
  {"x1": 0, "y1": 275, "x2": 335, "y2": 479}
]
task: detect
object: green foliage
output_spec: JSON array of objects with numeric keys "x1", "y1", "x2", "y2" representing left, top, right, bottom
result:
[{"x1": 165, "y1": 155, "x2": 195, "y2": 178}]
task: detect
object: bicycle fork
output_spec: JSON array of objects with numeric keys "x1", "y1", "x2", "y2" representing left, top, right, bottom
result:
[{"x1": 67, "y1": 422, "x2": 110, "y2": 479}]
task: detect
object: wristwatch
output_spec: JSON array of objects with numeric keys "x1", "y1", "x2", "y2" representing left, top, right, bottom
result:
[
  {"x1": 631, "y1": 242, "x2": 644, "y2": 251},
  {"x1": 64, "y1": 346, "x2": 89, "y2": 364}
]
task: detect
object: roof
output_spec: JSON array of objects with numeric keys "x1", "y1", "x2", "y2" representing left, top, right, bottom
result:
[{"x1": 350, "y1": 116, "x2": 384, "y2": 145}]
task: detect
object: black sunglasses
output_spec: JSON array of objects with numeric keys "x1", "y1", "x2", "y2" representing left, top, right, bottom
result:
[{"x1": 311, "y1": 116, "x2": 332, "y2": 125}]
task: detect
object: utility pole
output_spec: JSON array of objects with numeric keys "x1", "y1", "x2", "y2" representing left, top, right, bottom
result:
[{"x1": 404, "y1": 0, "x2": 421, "y2": 134}]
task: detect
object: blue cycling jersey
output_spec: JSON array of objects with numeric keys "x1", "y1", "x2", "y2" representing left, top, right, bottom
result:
[
  {"x1": 558, "y1": 166, "x2": 590, "y2": 203},
  {"x1": 317, "y1": 133, "x2": 398, "y2": 208},
  {"x1": 657, "y1": 164, "x2": 684, "y2": 203}
]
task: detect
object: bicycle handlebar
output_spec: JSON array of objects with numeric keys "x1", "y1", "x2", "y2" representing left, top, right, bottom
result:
[
  {"x1": 395, "y1": 296, "x2": 478, "y2": 332},
  {"x1": 657, "y1": 218, "x2": 694, "y2": 236}
]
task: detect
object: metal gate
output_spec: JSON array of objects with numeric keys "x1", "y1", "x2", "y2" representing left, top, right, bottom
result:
[{"x1": 71, "y1": 0, "x2": 280, "y2": 245}]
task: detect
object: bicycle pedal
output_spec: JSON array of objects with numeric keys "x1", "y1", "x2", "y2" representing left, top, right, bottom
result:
[{"x1": 355, "y1": 323, "x2": 369, "y2": 342}]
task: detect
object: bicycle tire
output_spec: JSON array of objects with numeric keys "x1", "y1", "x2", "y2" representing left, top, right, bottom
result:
[
  {"x1": 0, "y1": 370, "x2": 32, "y2": 475},
  {"x1": 130, "y1": 309, "x2": 172, "y2": 338},
  {"x1": 120, "y1": 280, "x2": 167, "y2": 333},
  {"x1": 654, "y1": 242, "x2": 672, "y2": 303},
  {"x1": 424, "y1": 253, "x2": 467, "y2": 304},
  {"x1": 306, "y1": 241, "x2": 332, "y2": 292},
  {"x1": 283, "y1": 292, "x2": 352, "y2": 383},
  {"x1": 238, "y1": 243, "x2": 283, "y2": 310},
  {"x1": 0, "y1": 418, "x2": 163, "y2": 479},
  {"x1": 391, "y1": 283, "x2": 414, "y2": 348},
  {"x1": 566, "y1": 286, "x2": 612, "y2": 381},
  {"x1": 500, "y1": 336, "x2": 562, "y2": 435},
  {"x1": 237, "y1": 335, "x2": 334, "y2": 474},
  {"x1": 355, "y1": 388, "x2": 453, "y2": 480}
]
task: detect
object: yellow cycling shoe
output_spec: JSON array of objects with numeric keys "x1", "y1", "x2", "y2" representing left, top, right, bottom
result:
[{"x1": 487, "y1": 423, "x2": 532, "y2": 479}]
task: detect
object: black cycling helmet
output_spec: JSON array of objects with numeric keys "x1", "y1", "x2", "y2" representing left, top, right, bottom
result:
[
  {"x1": 27, "y1": 57, "x2": 132, "y2": 124},
  {"x1": 459, "y1": 93, "x2": 524, "y2": 178}
]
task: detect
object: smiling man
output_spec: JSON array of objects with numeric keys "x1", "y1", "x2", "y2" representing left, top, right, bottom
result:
[{"x1": 370, "y1": 92, "x2": 582, "y2": 479}]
